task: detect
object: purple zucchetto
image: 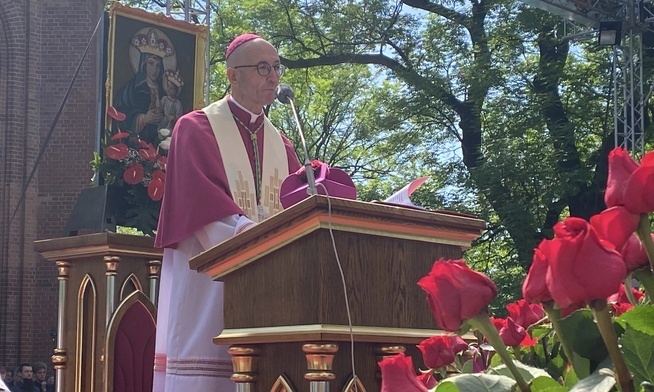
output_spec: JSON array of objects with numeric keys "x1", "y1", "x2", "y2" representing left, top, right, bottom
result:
[{"x1": 225, "y1": 33, "x2": 262, "y2": 59}]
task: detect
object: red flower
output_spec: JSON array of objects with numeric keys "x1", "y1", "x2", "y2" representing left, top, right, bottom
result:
[
  {"x1": 607, "y1": 283, "x2": 645, "y2": 305},
  {"x1": 417, "y1": 259, "x2": 497, "y2": 332},
  {"x1": 623, "y1": 151, "x2": 654, "y2": 213},
  {"x1": 107, "y1": 106, "x2": 126, "y2": 122},
  {"x1": 138, "y1": 148, "x2": 157, "y2": 161},
  {"x1": 416, "y1": 372, "x2": 437, "y2": 389},
  {"x1": 546, "y1": 217, "x2": 627, "y2": 308},
  {"x1": 605, "y1": 148, "x2": 638, "y2": 208},
  {"x1": 449, "y1": 336, "x2": 469, "y2": 354},
  {"x1": 123, "y1": 163, "x2": 144, "y2": 185},
  {"x1": 157, "y1": 156, "x2": 168, "y2": 171},
  {"x1": 417, "y1": 336, "x2": 456, "y2": 369},
  {"x1": 148, "y1": 177, "x2": 164, "y2": 201},
  {"x1": 378, "y1": 353, "x2": 428, "y2": 392},
  {"x1": 612, "y1": 302, "x2": 633, "y2": 316},
  {"x1": 506, "y1": 299, "x2": 544, "y2": 329},
  {"x1": 499, "y1": 317, "x2": 527, "y2": 347},
  {"x1": 151, "y1": 169, "x2": 165, "y2": 180},
  {"x1": 110, "y1": 132, "x2": 130, "y2": 141},
  {"x1": 490, "y1": 317, "x2": 506, "y2": 332},
  {"x1": 522, "y1": 241, "x2": 553, "y2": 304},
  {"x1": 106, "y1": 143, "x2": 129, "y2": 160},
  {"x1": 590, "y1": 206, "x2": 639, "y2": 250},
  {"x1": 620, "y1": 234, "x2": 650, "y2": 272}
]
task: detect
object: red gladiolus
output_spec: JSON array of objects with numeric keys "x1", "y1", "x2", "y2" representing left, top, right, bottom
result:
[
  {"x1": 379, "y1": 353, "x2": 428, "y2": 392},
  {"x1": 590, "y1": 206, "x2": 639, "y2": 250},
  {"x1": 418, "y1": 259, "x2": 497, "y2": 332},
  {"x1": 106, "y1": 143, "x2": 128, "y2": 160},
  {"x1": 123, "y1": 163, "x2": 144, "y2": 185},
  {"x1": 522, "y1": 241, "x2": 553, "y2": 304},
  {"x1": 107, "y1": 106, "x2": 126, "y2": 121},
  {"x1": 499, "y1": 317, "x2": 527, "y2": 347},
  {"x1": 417, "y1": 336, "x2": 456, "y2": 369},
  {"x1": 506, "y1": 299, "x2": 544, "y2": 329},
  {"x1": 110, "y1": 132, "x2": 130, "y2": 141},
  {"x1": 605, "y1": 148, "x2": 638, "y2": 208},
  {"x1": 546, "y1": 217, "x2": 627, "y2": 308},
  {"x1": 148, "y1": 177, "x2": 164, "y2": 201}
]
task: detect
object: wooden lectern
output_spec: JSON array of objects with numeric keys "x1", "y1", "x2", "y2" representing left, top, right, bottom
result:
[{"x1": 190, "y1": 196, "x2": 485, "y2": 392}]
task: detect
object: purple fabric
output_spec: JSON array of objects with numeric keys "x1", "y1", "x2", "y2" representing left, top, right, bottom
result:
[
  {"x1": 225, "y1": 33, "x2": 262, "y2": 59},
  {"x1": 154, "y1": 97, "x2": 301, "y2": 248}
]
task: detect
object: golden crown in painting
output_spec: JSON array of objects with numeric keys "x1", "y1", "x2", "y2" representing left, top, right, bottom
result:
[
  {"x1": 164, "y1": 69, "x2": 184, "y2": 88},
  {"x1": 132, "y1": 28, "x2": 175, "y2": 58}
]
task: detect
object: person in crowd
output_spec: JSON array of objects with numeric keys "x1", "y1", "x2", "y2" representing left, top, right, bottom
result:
[
  {"x1": 152, "y1": 33, "x2": 301, "y2": 391},
  {"x1": 9, "y1": 364, "x2": 38, "y2": 392},
  {"x1": 30, "y1": 363, "x2": 51, "y2": 392}
]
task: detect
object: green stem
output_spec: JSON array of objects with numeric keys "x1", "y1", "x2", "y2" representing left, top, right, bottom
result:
[
  {"x1": 624, "y1": 276, "x2": 637, "y2": 305},
  {"x1": 542, "y1": 302, "x2": 578, "y2": 374},
  {"x1": 633, "y1": 267, "x2": 654, "y2": 300},
  {"x1": 636, "y1": 214, "x2": 654, "y2": 272},
  {"x1": 589, "y1": 299, "x2": 634, "y2": 392},
  {"x1": 468, "y1": 313, "x2": 531, "y2": 392},
  {"x1": 513, "y1": 345, "x2": 522, "y2": 362}
]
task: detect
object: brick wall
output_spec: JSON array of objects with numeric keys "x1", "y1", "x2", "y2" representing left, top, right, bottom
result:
[{"x1": 0, "y1": 0, "x2": 104, "y2": 370}]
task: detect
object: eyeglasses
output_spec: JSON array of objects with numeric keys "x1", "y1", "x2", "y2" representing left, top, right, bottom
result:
[{"x1": 233, "y1": 62, "x2": 285, "y2": 77}]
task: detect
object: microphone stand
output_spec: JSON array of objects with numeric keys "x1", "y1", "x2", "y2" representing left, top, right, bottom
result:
[{"x1": 287, "y1": 97, "x2": 318, "y2": 196}]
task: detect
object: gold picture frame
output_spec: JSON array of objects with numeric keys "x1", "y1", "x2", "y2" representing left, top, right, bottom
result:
[{"x1": 105, "y1": 2, "x2": 207, "y2": 139}]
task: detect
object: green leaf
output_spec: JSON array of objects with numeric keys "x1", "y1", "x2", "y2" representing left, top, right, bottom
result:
[
  {"x1": 530, "y1": 376, "x2": 568, "y2": 392},
  {"x1": 436, "y1": 374, "x2": 517, "y2": 392},
  {"x1": 620, "y1": 325, "x2": 654, "y2": 387},
  {"x1": 617, "y1": 304, "x2": 654, "y2": 336},
  {"x1": 558, "y1": 310, "x2": 608, "y2": 362},
  {"x1": 488, "y1": 361, "x2": 550, "y2": 383}
]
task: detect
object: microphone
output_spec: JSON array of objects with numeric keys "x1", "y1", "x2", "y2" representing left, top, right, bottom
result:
[{"x1": 276, "y1": 83, "x2": 317, "y2": 196}]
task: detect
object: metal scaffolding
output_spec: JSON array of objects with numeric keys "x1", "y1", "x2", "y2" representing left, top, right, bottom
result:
[{"x1": 522, "y1": 0, "x2": 653, "y2": 156}]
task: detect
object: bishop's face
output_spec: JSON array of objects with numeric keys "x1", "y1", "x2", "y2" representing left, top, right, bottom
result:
[{"x1": 229, "y1": 39, "x2": 281, "y2": 113}]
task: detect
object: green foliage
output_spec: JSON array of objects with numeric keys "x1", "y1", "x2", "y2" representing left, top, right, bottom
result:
[{"x1": 435, "y1": 373, "x2": 517, "y2": 392}]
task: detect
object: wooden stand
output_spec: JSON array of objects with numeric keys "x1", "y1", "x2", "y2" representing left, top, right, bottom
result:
[
  {"x1": 191, "y1": 196, "x2": 485, "y2": 391},
  {"x1": 35, "y1": 233, "x2": 162, "y2": 392}
]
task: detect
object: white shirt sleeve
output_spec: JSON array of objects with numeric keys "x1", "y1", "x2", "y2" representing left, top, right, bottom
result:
[{"x1": 194, "y1": 214, "x2": 257, "y2": 251}]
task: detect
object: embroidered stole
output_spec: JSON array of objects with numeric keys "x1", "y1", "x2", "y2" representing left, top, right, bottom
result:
[{"x1": 203, "y1": 97, "x2": 288, "y2": 222}]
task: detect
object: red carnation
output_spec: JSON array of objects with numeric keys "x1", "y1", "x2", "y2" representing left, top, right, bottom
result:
[
  {"x1": 107, "y1": 106, "x2": 126, "y2": 121},
  {"x1": 123, "y1": 163, "x2": 144, "y2": 185},
  {"x1": 106, "y1": 143, "x2": 128, "y2": 160},
  {"x1": 148, "y1": 177, "x2": 164, "y2": 201}
]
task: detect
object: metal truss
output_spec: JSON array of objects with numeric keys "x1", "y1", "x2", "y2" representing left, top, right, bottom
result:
[{"x1": 523, "y1": 0, "x2": 652, "y2": 156}]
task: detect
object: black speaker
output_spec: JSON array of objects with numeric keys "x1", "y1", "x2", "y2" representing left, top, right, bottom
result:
[{"x1": 63, "y1": 185, "x2": 117, "y2": 236}]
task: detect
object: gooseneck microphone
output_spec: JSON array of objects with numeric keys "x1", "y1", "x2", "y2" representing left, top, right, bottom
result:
[{"x1": 276, "y1": 83, "x2": 318, "y2": 196}]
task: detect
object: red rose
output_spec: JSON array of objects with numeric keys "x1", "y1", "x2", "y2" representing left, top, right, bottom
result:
[
  {"x1": 105, "y1": 143, "x2": 128, "y2": 160},
  {"x1": 449, "y1": 336, "x2": 469, "y2": 354},
  {"x1": 107, "y1": 106, "x2": 126, "y2": 121},
  {"x1": 607, "y1": 283, "x2": 645, "y2": 305},
  {"x1": 612, "y1": 302, "x2": 633, "y2": 316},
  {"x1": 590, "y1": 206, "x2": 639, "y2": 250},
  {"x1": 605, "y1": 148, "x2": 638, "y2": 208},
  {"x1": 522, "y1": 241, "x2": 553, "y2": 304},
  {"x1": 620, "y1": 234, "x2": 650, "y2": 272},
  {"x1": 623, "y1": 151, "x2": 654, "y2": 213},
  {"x1": 148, "y1": 177, "x2": 164, "y2": 201},
  {"x1": 506, "y1": 299, "x2": 544, "y2": 329},
  {"x1": 417, "y1": 259, "x2": 497, "y2": 332},
  {"x1": 545, "y1": 217, "x2": 627, "y2": 308},
  {"x1": 490, "y1": 317, "x2": 505, "y2": 332},
  {"x1": 499, "y1": 317, "x2": 527, "y2": 347},
  {"x1": 417, "y1": 336, "x2": 456, "y2": 369},
  {"x1": 417, "y1": 372, "x2": 437, "y2": 389},
  {"x1": 123, "y1": 163, "x2": 144, "y2": 185},
  {"x1": 379, "y1": 353, "x2": 428, "y2": 392}
]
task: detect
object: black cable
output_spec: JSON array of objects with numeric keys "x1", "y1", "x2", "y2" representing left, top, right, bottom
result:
[{"x1": 7, "y1": 15, "x2": 103, "y2": 227}]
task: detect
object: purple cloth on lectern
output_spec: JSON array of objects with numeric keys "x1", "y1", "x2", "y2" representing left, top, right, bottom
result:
[{"x1": 154, "y1": 97, "x2": 301, "y2": 248}]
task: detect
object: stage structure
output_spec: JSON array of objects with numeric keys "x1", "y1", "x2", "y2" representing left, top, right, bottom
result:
[{"x1": 523, "y1": 0, "x2": 654, "y2": 157}]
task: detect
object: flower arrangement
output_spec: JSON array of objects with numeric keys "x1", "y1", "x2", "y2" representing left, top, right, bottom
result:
[
  {"x1": 379, "y1": 147, "x2": 654, "y2": 392},
  {"x1": 91, "y1": 107, "x2": 171, "y2": 234}
]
